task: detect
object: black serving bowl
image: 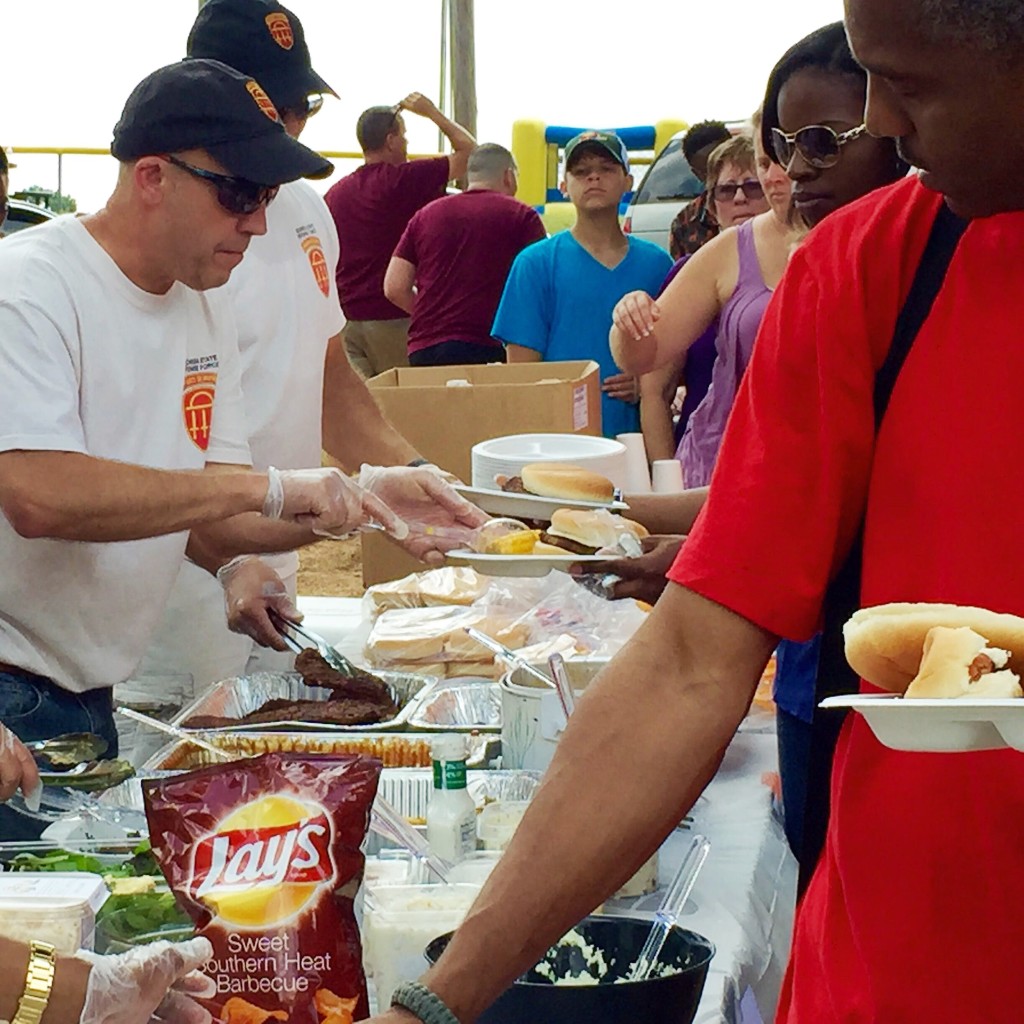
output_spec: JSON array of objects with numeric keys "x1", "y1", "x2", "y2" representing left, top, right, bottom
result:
[{"x1": 425, "y1": 915, "x2": 715, "y2": 1024}]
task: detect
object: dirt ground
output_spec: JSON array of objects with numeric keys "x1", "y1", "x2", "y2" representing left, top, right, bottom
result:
[{"x1": 297, "y1": 535, "x2": 365, "y2": 597}]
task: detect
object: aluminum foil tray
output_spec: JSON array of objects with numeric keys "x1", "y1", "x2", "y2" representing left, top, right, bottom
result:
[
  {"x1": 376, "y1": 767, "x2": 543, "y2": 824},
  {"x1": 171, "y1": 670, "x2": 436, "y2": 733},
  {"x1": 408, "y1": 679, "x2": 502, "y2": 733},
  {"x1": 142, "y1": 731, "x2": 500, "y2": 771}
]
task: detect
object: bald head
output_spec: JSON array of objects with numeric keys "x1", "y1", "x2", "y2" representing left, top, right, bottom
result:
[{"x1": 467, "y1": 143, "x2": 517, "y2": 193}]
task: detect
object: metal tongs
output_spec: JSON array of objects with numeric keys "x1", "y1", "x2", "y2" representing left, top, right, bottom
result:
[
  {"x1": 466, "y1": 627, "x2": 555, "y2": 689},
  {"x1": 269, "y1": 609, "x2": 363, "y2": 679}
]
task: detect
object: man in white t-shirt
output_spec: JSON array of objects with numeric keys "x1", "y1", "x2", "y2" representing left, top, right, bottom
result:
[
  {"x1": 0, "y1": 59, "x2": 418, "y2": 834},
  {"x1": 130, "y1": 0, "x2": 487, "y2": 696}
]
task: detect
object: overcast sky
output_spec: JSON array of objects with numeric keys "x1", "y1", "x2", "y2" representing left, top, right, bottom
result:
[{"x1": 2, "y1": 0, "x2": 844, "y2": 211}]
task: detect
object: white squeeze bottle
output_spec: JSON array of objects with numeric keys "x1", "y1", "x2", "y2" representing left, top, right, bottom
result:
[{"x1": 427, "y1": 734, "x2": 477, "y2": 863}]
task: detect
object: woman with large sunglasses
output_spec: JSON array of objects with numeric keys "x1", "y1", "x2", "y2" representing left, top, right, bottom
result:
[{"x1": 599, "y1": 20, "x2": 909, "y2": 863}]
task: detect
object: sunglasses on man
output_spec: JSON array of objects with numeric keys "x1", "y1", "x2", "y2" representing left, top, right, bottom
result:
[
  {"x1": 280, "y1": 93, "x2": 324, "y2": 122},
  {"x1": 771, "y1": 124, "x2": 867, "y2": 170},
  {"x1": 712, "y1": 179, "x2": 765, "y2": 203},
  {"x1": 162, "y1": 154, "x2": 279, "y2": 216}
]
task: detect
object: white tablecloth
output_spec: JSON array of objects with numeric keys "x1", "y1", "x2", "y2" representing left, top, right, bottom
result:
[{"x1": 299, "y1": 596, "x2": 798, "y2": 1023}]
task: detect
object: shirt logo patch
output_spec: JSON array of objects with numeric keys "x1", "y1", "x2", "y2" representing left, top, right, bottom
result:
[
  {"x1": 183, "y1": 359, "x2": 218, "y2": 451},
  {"x1": 265, "y1": 12, "x2": 294, "y2": 49},
  {"x1": 245, "y1": 80, "x2": 281, "y2": 122},
  {"x1": 300, "y1": 235, "x2": 330, "y2": 297}
]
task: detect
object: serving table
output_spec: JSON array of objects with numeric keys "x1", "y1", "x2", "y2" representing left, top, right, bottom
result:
[{"x1": 299, "y1": 596, "x2": 797, "y2": 1023}]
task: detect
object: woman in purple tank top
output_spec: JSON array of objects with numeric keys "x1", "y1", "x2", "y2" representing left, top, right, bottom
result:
[{"x1": 620, "y1": 124, "x2": 796, "y2": 481}]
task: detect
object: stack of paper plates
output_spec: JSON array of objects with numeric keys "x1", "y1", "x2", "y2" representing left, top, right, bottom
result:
[{"x1": 471, "y1": 433, "x2": 627, "y2": 489}]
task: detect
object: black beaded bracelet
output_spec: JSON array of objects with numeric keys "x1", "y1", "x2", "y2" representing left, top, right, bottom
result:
[{"x1": 390, "y1": 980, "x2": 461, "y2": 1024}]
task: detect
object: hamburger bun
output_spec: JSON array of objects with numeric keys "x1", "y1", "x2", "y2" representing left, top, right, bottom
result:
[
  {"x1": 520, "y1": 463, "x2": 616, "y2": 503},
  {"x1": 542, "y1": 508, "x2": 648, "y2": 555},
  {"x1": 844, "y1": 603, "x2": 1024, "y2": 693}
]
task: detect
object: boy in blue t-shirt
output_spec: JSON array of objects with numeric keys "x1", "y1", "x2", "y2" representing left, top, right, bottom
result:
[{"x1": 492, "y1": 130, "x2": 672, "y2": 438}]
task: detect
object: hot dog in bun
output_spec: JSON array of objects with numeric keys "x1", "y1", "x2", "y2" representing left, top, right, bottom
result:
[
  {"x1": 495, "y1": 463, "x2": 616, "y2": 503},
  {"x1": 843, "y1": 603, "x2": 1024, "y2": 696}
]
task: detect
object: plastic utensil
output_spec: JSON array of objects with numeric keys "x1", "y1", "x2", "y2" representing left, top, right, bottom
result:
[
  {"x1": 547, "y1": 653, "x2": 577, "y2": 719},
  {"x1": 628, "y1": 833, "x2": 711, "y2": 981},
  {"x1": 466, "y1": 627, "x2": 554, "y2": 689},
  {"x1": 370, "y1": 794, "x2": 453, "y2": 885},
  {"x1": 115, "y1": 707, "x2": 233, "y2": 762}
]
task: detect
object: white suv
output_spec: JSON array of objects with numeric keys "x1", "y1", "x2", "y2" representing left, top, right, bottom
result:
[{"x1": 623, "y1": 132, "x2": 701, "y2": 253}]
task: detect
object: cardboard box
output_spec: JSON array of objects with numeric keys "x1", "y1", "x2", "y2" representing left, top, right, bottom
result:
[{"x1": 361, "y1": 360, "x2": 601, "y2": 586}]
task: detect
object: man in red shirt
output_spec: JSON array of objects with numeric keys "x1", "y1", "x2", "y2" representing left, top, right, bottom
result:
[
  {"x1": 383, "y1": 144, "x2": 545, "y2": 367},
  {"x1": 324, "y1": 94, "x2": 475, "y2": 378},
  {"x1": 363, "y1": 2, "x2": 1024, "y2": 1024}
]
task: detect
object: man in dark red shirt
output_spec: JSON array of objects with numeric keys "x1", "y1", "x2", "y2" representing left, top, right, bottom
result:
[
  {"x1": 361, "y1": 3, "x2": 1024, "y2": 1024},
  {"x1": 324, "y1": 93, "x2": 475, "y2": 378},
  {"x1": 383, "y1": 144, "x2": 546, "y2": 367}
]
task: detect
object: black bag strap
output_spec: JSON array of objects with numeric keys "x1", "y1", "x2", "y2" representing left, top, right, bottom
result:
[{"x1": 797, "y1": 203, "x2": 968, "y2": 891}]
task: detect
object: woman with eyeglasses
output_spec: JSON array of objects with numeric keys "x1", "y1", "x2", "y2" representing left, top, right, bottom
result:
[
  {"x1": 638, "y1": 133, "x2": 775, "y2": 464},
  {"x1": 617, "y1": 128, "x2": 795, "y2": 477}
]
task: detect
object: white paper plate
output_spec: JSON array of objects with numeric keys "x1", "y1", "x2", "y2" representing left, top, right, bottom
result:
[
  {"x1": 445, "y1": 549, "x2": 607, "y2": 578},
  {"x1": 471, "y1": 433, "x2": 628, "y2": 490},
  {"x1": 455, "y1": 484, "x2": 629, "y2": 521},
  {"x1": 820, "y1": 693, "x2": 1024, "y2": 754}
]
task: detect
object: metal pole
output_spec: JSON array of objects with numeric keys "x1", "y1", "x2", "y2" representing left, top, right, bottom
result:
[
  {"x1": 57, "y1": 154, "x2": 63, "y2": 196},
  {"x1": 438, "y1": 0, "x2": 449, "y2": 153},
  {"x1": 450, "y1": 0, "x2": 477, "y2": 141}
]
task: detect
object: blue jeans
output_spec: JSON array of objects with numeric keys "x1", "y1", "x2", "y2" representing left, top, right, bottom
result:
[
  {"x1": 776, "y1": 705, "x2": 812, "y2": 860},
  {"x1": 0, "y1": 669, "x2": 117, "y2": 841}
]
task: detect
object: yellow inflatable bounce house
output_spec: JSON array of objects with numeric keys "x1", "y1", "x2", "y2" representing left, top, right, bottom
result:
[{"x1": 511, "y1": 119, "x2": 686, "y2": 234}]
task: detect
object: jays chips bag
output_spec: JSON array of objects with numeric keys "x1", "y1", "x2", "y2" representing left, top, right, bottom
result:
[{"x1": 143, "y1": 753, "x2": 382, "y2": 1024}]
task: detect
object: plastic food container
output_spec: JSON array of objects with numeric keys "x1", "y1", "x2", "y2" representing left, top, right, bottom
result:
[
  {"x1": 0, "y1": 873, "x2": 108, "y2": 953},
  {"x1": 363, "y1": 884, "x2": 482, "y2": 1009},
  {"x1": 477, "y1": 800, "x2": 531, "y2": 850}
]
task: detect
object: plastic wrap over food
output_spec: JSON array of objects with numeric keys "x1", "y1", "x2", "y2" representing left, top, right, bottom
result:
[
  {"x1": 363, "y1": 567, "x2": 491, "y2": 617},
  {"x1": 364, "y1": 606, "x2": 529, "y2": 666}
]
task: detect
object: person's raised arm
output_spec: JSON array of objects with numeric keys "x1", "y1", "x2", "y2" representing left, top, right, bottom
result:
[
  {"x1": 400, "y1": 92, "x2": 476, "y2": 181},
  {"x1": 383, "y1": 256, "x2": 417, "y2": 315},
  {"x1": 373, "y1": 584, "x2": 776, "y2": 1023},
  {"x1": 610, "y1": 230, "x2": 733, "y2": 376}
]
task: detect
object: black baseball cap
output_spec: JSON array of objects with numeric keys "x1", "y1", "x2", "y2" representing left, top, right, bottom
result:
[
  {"x1": 111, "y1": 59, "x2": 333, "y2": 185},
  {"x1": 187, "y1": 0, "x2": 335, "y2": 111}
]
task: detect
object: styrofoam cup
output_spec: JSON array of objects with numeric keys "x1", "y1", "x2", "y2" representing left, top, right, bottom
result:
[
  {"x1": 616, "y1": 433, "x2": 651, "y2": 493},
  {"x1": 652, "y1": 459, "x2": 685, "y2": 494}
]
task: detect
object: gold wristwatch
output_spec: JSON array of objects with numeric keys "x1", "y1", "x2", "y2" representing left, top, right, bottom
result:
[{"x1": 12, "y1": 940, "x2": 57, "y2": 1024}]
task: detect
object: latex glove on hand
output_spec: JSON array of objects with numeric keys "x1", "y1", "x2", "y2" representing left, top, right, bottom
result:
[
  {"x1": 569, "y1": 534, "x2": 686, "y2": 604},
  {"x1": 0, "y1": 722, "x2": 41, "y2": 810},
  {"x1": 78, "y1": 937, "x2": 214, "y2": 1024},
  {"x1": 217, "y1": 556, "x2": 300, "y2": 651},
  {"x1": 262, "y1": 466, "x2": 409, "y2": 541},
  {"x1": 357, "y1": 465, "x2": 489, "y2": 565}
]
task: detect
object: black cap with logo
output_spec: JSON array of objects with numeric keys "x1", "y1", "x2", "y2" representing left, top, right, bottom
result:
[
  {"x1": 110, "y1": 59, "x2": 333, "y2": 185},
  {"x1": 186, "y1": 0, "x2": 335, "y2": 111}
]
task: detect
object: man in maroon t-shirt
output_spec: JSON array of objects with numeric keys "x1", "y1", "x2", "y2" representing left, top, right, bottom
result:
[
  {"x1": 324, "y1": 93, "x2": 475, "y2": 378},
  {"x1": 383, "y1": 144, "x2": 546, "y2": 367}
]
